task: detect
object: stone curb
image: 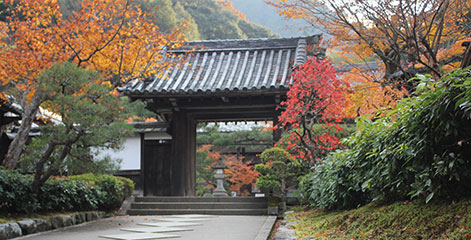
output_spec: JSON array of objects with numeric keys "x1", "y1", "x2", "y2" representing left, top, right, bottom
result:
[
  {"x1": 0, "y1": 211, "x2": 105, "y2": 240},
  {"x1": 255, "y1": 216, "x2": 278, "y2": 240},
  {"x1": 116, "y1": 195, "x2": 135, "y2": 216}
]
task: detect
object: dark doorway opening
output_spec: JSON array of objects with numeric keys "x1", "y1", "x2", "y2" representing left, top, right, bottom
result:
[{"x1": 143, "y1": 140, "x2": 171, "y2": 196}]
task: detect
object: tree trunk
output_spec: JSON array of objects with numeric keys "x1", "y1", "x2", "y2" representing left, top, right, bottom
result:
[
  {"x1": 31, "y1": 143, "x2": 57, "y2": 193},
  {"x1": 31, "y1": 128, "x2": 81, "y2": 193},
  {"x1": 2, "y1": 91, "x2": 43, "y2": 169},
  {"x1": 281, "y1": 176, "x2": 287, "y2": 212}
]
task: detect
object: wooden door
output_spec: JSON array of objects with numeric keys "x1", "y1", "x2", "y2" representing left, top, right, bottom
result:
[{"x1": 143, "y1": 140, "x2": 171, "y2": 196}]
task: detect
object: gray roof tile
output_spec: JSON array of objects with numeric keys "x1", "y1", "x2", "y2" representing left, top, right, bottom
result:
[{"x1": 120, "y1": 36, "x2": 321, "y2": 96}]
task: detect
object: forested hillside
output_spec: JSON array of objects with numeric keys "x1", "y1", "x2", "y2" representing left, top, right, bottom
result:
[
  {"x1": 0, "y1": 0, "x2": 278, "y2": 40},
  {"x1": 230, "y1": 0, "x2": 320, "y2": 37},
  {"x1": 140, "y1": 0, "x2": 279, "y2": 40}
]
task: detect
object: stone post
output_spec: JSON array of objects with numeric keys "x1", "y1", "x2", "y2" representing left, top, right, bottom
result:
[{"x1": 211, "y1": 157, "x2": 229, "y2": 197}]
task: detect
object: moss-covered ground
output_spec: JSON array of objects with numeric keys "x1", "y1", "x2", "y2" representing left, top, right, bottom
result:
[{"x1": 287, "y1": 199, "x2": 471, "y2": 239}]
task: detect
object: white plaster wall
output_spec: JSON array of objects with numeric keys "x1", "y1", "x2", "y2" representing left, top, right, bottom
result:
[{"x1": 95, "y1": 135, "x2": 141, "y2": 170}]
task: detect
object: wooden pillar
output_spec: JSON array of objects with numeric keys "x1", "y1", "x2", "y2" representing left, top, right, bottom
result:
[
  {"x1": 273, "y1": 114, "x2": 282, "y2": 144},
  {"x1": 139, "y1": 133, "x2": 145, "y2": 196},
  {"x1": 185, "y1": 116, "x2": 196, "y2": 196},
  {"x1": 170, "y1": 110, "x2": 196, "y2": 196}
]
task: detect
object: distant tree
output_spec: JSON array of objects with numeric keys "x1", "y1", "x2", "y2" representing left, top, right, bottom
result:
[
  {"x1": 173, "y1": 1, "x2": 201, "y2": 40},
  {"x1": 135, "y1": 0, "x2": 278, "y2": 40},
  {"x1": 255, "y1": 147, "x2": 299, "y2": 211},
  {"x1": 196, "y1": 144, "x2": 260, "y2": 196},
  {"x1": 195, "y1": 145, "x2": 218, "y2": 195},
  {"x1": 187, "y1": 1, "x2": 246, "y2": 40},
  {"x1": 142, "y1": 0, "x2": 178, "y2": 34},
  {"x1": 224, "y1": 155, "x2": 259, "y2": 196},
  {"x1": 197, "y1": 124, "x2": 273, "y2": 153},
  {"x1": 181, "y1": 0, "x2": 278, "y2": 39}
]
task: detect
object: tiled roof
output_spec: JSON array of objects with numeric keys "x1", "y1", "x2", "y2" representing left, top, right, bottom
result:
[
  {"x1": 120, "y1": 35, "x2": 322, "y2": 96},
  {"x1": 334, "y1": 62, "x2": 381, "y2": 73}
]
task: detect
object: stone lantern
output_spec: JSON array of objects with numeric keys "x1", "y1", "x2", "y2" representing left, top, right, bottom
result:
[{"x1": 211, "y1": 157, "x2": 229, "y2": 197}]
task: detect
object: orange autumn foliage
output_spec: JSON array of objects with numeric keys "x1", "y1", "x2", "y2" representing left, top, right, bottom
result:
[
  {"x1": 342, "y1": 66, "x2": 409, "y2": 118},
  {"x1": 0, "y1": 0, "x2": 187, "y2": 169},
  {"x1": 267, "y1": 0, "x2": 470, "y2": 82},
  {"x1": 0, "y1": 0, "x2": 185, "y2": 102},
  {"x1": 197, "y1": 145, "x2": 258, "y2": 196},
  {"x1": 268, "y1": 0, "x2": 470, "y2": 119},
  {"x1": 224, "y1": 156, "x2": 259, "y2": 195}
]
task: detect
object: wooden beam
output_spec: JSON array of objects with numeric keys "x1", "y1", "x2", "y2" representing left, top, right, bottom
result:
[
  {"x1": 125, "y1": 89, "x2": 288, "y2": 99},
  {"x1": 197, "y1": 117, "x2": 274, "y2": 122},
  {"x1": 275, "y1": 94, "x2": 281, "y2": 104},
  {"x1": 169, "y1": 98, "x2": 180, "y2": 112},
  {"x1": 190, "y1": 109, "x2": 275, "y2": 116},
  {"x1": 183, "y1": 104, "x2": 277, "y2": 110},
  {"x1": 193, "y1": 112, "x2": 276, "y2": 121}
]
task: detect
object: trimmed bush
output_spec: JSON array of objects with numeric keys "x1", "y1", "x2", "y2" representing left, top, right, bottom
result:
[
  {"x1": 0, "y1": 169, "x2": 39, "y2": 213},
  {"x1": 0, "y1": 169, "x2": 134, "y2": 214}
]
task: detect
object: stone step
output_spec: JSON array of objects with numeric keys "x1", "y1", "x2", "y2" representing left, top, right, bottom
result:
[
  {"x1": 130, "y1": 202, "x2": 267, "y2": 210},
  {"x1": 127, "y1": 208, "x2": 268, "y2": 216},
  {"x1": 134, "y1": 196, "x2": 267, "y2": 203}
]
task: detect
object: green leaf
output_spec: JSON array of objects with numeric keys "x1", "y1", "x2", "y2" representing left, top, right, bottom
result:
[{"x1": 425, "y1": 192, "x2": 435, "y2": 203}]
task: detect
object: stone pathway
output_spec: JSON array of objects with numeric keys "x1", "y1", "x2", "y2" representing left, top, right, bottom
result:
[
  {"x1": 19, "y1": 214, "x2": 273, "y2": 240},
  {"x1": 99, "y1": 215, "x2": 213, "y2": 240}
]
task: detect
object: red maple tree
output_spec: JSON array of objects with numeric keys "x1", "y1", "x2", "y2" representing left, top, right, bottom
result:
[{"x1": 277, "y1": 57, "x2": 350, "y2": 164}]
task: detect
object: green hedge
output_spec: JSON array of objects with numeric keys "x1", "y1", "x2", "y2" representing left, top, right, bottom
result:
[
  {"x1": 299, "y1": 68, "x2": 471, "y2": 209},
  {"x1": 0, "y1": 170, "x2": 134, "y2": 214}
]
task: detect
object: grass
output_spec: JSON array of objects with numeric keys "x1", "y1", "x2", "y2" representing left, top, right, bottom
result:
[{"x1": 287, "y1": 199, "x2": 471, "y2": 239}]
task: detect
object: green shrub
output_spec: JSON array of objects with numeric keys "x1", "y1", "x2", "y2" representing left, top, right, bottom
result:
[
  {"x1": 38, "y1": 178, "x2": 101, "y2": 212},
  {"x1": 117, "y1": 176, "x2": 135, "y2": 199},
  {"x1": 0, "y1": 169, "x2": 134, "y2": 214},
  {"x1": 66, "y1": 174, "x2": 135, "y2": 211},
  {"x1": 299, "y1": 150, "x2": 367, "y2": 210},
  {"x1": 0, "y1": 169, "x2": 39, "y2": 213},
  {"x1": 300, "y1": 68, "x2": 471, "y2": 209},
  {"x1": 256, "y1": 147, "x2": 301, "y2": 211}
]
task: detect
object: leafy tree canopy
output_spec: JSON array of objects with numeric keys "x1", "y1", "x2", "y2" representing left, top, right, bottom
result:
[{"x1": 19, "y1": 62, "x2": 151, "y2": 192}]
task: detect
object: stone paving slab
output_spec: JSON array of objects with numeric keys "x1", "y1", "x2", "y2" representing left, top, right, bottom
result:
[
  {"x1": 152, "y1": 218, "x2": 211, "y2": 222},
  {"x1": 162, "y1": 215, "x2": 216, "y2": 218},
  {"x1": 99, "y1": 232, "x2": 180, "y2": 240},
  {"x1": 120, "y1": 227, "x2": 193, "y2": 233},
  {"x1": 137, "y1": 222, "x2": 202, "y2": 228}
]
